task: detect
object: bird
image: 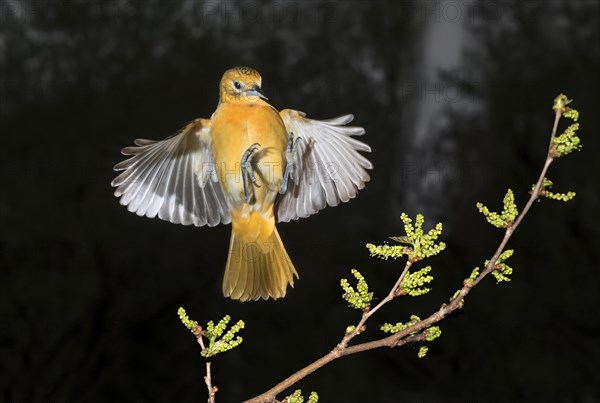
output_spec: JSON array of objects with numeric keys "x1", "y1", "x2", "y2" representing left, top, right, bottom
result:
[{"x1": 111, "y1": 67, "x2": 372, "y2": 301}]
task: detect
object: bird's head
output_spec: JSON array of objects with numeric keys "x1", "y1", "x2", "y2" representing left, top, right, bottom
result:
[{"x1": 219, "y1": 67, "x2": 267, "y2": 104}]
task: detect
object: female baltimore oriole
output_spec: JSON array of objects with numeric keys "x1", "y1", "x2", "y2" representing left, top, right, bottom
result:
[{"x1": 112, "y1": 67, "x2": 372, "y2": 301}]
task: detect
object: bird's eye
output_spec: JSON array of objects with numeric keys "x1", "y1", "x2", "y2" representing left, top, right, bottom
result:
[{"x1": 233, "y1": 81, "x2": 242, "y2": 90}]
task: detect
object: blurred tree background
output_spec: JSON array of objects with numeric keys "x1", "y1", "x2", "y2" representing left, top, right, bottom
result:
[{"x1": 1, "y1": 0, "x2": 599, "y2": 401}]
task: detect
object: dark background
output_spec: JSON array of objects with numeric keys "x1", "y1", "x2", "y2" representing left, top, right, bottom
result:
[{"x1": 1, "y1": 1, "x2": 599, "y2": 402}]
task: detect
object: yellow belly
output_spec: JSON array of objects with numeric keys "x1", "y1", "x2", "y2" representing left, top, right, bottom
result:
[{"x1": 210, "y1": 102, "x2": 288, "y2": 212}]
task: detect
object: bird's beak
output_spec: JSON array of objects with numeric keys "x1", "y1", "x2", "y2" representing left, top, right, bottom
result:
[{"x1": 246, "y1": 85, "x2": 268, "y2": 100}]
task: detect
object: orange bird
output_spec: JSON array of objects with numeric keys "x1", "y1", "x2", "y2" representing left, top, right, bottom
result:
[{"x1": 111, "y1": 67, "x2": 372, "y2": 301}]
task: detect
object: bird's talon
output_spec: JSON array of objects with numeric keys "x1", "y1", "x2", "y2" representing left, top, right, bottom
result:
[
  {"x1": 279, "y1": 133, "x2": 301, "y2": 194},
  {"x1": 279, "y1": 161, "x2": 295, "y2": 194},
  {"x1": 241, "y1": 143, "x2": 261, "y2": 203},
  {"x1": 287, "y1": 132, "x2": 303, "y2": 152}
]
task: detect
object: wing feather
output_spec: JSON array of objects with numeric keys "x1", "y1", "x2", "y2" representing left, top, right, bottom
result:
[
  {"x1": 111, "y1": 119, "x2": 231, "y2": 227},
  {"x1": 277, "y1": 109, "x2": 372, "y2": 222}
]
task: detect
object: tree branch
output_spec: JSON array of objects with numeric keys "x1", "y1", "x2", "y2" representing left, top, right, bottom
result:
[
  {"x1": 245, "y1": 108, "x2": 566, "y2": 403},
  {"x1": 193, "y1": 323, "x2": 218, "y2": 403},
  {"x1": 245, "y1": 260, "x2": 413, "y2": 403}
]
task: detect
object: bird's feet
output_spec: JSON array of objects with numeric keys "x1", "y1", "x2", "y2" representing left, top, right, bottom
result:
[
  {"x1": 241, "y1": 143, "x2": 261, "y2": 203},
  {"x1": 279, "y1": 132, "x2": 302, "y2": 194}
]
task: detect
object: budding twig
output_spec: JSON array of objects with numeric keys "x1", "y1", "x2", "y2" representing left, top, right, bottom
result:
[
  {"x1": 195, "y1": 325, "x2": 218, "y2": 403},
  {"x1": 245, "y1": 260, "x2": 413, "y2": 403},
  {"x1": 245, "y1": 97, "x2": 577, "y2": 403}
]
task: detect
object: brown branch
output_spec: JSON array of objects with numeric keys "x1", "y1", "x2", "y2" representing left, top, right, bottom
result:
[
  {"x1": 338, "y1": 260, "x2": 413, "y2": 349},
  {"x1": 245, "y1": 109, "x2": 564, "y2": 403},
  {"x1": 245, "y1": 260, "x2": 413, "y2": 403},
  {"x1": 472, "y1": 109, "x2": 560, "y2": 287},
  {"x1": 193, "y1": 323, "x2": 218, "y2": 403}
]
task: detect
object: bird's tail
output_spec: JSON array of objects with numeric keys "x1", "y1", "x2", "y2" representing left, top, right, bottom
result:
[{"x1": 223, "y1": 211, "x2": 298, "y2": 301}]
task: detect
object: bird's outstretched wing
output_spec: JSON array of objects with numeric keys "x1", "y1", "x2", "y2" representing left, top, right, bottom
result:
[
  {"x1": 111, "y1": 118, "x2": 231, "y2": 227},
  {"x1": 277, "y1": 109, "x2": 372, "y2": 222}
]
